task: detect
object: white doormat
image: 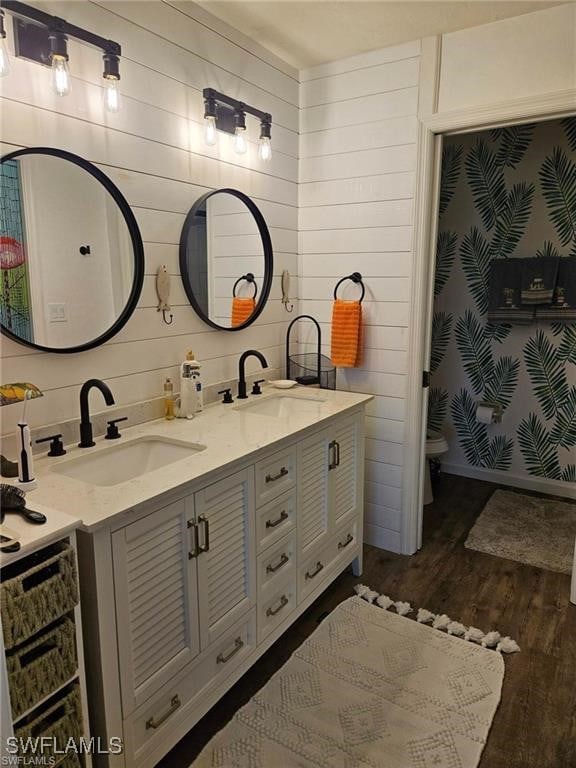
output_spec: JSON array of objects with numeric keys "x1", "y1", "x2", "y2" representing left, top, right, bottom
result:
[{"x1": 192, "y1": 592, "x2": 511, "y2": 767}]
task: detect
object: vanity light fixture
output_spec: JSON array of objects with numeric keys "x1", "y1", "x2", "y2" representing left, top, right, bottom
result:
[
  {"x1": 103, "y1": 52, "x2": 120, "y2": 113},
  {"x1": 258, "y1": 115, "x2": 272, "y2": 162},
  {"x1": 0, "y1": 0, "x2": 122, "y2": 110},
  {"x1": 203, "y1": 91, "x2": 217, "y2": 146},
  {"x1": 49, "y1": 27, "x2": 70, "y2": 96},
  {"x1": 203, "y1": 88, "x2": 272, "y2": 160},
  {"x1": 233, "y1": 106, "x2": 247, "y2": 155},
  {"x1": 0, "y1": 10, "x2": 9, "y2": 77}
]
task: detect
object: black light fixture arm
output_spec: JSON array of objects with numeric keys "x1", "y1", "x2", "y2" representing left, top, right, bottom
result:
[
  {"x1": 203, "y1": 87, "x2": 271, "y2": 126},
  {"x1": 0, "y1": 0, "x2": 121, "y2": 56}
]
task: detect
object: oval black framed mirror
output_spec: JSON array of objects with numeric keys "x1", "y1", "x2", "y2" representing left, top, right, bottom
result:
[
  {"x1": 179, "y1": 188, "x2": 273, "y2": 331},
  {"x1": 0, "y1": 147, "x2": 144, "y2": 353}
]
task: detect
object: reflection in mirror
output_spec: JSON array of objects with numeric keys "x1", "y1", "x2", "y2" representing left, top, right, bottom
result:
[
  {"x1": 0, "y1": 150, "x2": 143, "y2": 352},
  {"x1": 180, "y1": 189, "x2": 273, "y2": 331}
]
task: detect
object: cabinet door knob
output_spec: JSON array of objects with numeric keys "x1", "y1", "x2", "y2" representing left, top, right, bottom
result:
[
  {"x1": 145, "y1": 695, "x2": 181, "y2": 730},
  {"x1": 265, "y1": 466, "x2": 289, "y2": 483},
  {"x1": 266, "y1": 594, "x2": 289, "y2": 617},
  {"x1": 265, "y1": 510, "x2": 288, "y2": 529},
  {"x1": 217, "y1": 637, "x2": 244, "y2": 664},
  {"x1": 266, "y1": 553, "x2": 289, "y2": 574},
  {"x1": 305, "y1": 561, "x2": 324, "y2": 580}
]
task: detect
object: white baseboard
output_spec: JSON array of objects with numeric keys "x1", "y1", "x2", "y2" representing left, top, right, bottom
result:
[
  {"x1": 442, "y1": 462, "x2": 576, "y2": 501},
  {"x1": 364, "y1": 523, "x2": 402, "y2": 553}
]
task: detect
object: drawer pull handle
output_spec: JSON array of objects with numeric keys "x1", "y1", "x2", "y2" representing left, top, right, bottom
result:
[
  {"x1": 305, "y1": 561, "x2": 324, "y2": 580},
  {"x1": 198, "y1": 515, "x2": 210, "y2": 553},
  {"x1": 266, "y1": 510, "x2": 288, "y2": 529},
  {"x1": 328, "y1": 440, "x2": 337, "y2": 470},
  {"x1": 265, "y1": 466, "x2": 289, "y2": 483},
  {"x1": 266, "y1": 594, "x2": 289, "y2": 617},
  {"x1": 266, "y1": 553, "x2": 289, "y2": 574},
  {"x1": 338, "y1": 533, "x2": 354, "y2": 550},
  {"x1": 188, "y1": 520, "x2": 199, "y2": 559},
  {"x1": 217, "y1": 637, "x2": 244, "y2": 664},
  {"x1": 145, "y1": 695, "x2": 181, "y2": 730}
]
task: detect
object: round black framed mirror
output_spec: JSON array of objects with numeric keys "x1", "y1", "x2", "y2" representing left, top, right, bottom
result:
[
  {"x1": 179, "y1": 189, "x2": 273, "y2": 331},
  {"x1": 0, "y1": 147, "x2": 144, "y2": 353}
]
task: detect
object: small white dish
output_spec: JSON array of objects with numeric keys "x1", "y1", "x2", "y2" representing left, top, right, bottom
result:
[{"x1": 269, "y1": 379, "x2": 298, "y2": 389}]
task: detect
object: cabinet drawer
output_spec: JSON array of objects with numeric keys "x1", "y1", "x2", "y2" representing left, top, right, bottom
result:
[
  {"x1": 257, "y1": 532, "x2": 296, "y2": 594},
  {"x1": 125, "y1": 609, "x2": 256, "y2": 763},
  {"x1": 297, "y1": 544, "x2": 331, "y2": 603},
  {"x1": 256, "y1": 490, "x2": 296, "y2": 552},
  {"x1": 255, "y1": 447, "x2": 296, "y2": 507},
  {"x1": 257, "y1": 577, "x2": 296, "y2": 643}
]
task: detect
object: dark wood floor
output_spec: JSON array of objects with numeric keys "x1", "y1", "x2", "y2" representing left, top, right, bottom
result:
[{"x1": 159, "y1": 474, "x2": 576, "y2": 768}]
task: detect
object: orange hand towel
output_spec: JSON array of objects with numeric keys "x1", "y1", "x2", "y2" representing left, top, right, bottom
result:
[
  {"x1": 330, "y1": 299, "x2": 363, "y2": 367},
  {"x1": 231, "y1": 297, "x2": 256, "y2": 327}
]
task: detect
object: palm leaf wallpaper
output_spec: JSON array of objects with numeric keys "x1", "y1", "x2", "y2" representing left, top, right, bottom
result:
[
  {"x1": 430, "y1": 119, "x2": 576, "y2": 487},
  {"x1": 540, "y1": 146, "x2": 576, "y2": 254}
]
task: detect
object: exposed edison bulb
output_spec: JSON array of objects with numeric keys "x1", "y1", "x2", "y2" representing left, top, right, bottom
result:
[
  {"x1": 51, "y1": 55, "x2": 71, "y2": 96},
  {"x1": 258, "y1": 136, "x2": 272, "y2": 162},
  {"x1": 0, "y1": 37, "x2": 9, "y2": 78},
  {"x1": 104, "y1": 77, "x2": 120, "y2": 113},
  {"x1": 233, "y1": 126, "x2": 247, "y2": 155},
  {"x1": 204, "y1": 115, "x2": 217, "y2": 146}
]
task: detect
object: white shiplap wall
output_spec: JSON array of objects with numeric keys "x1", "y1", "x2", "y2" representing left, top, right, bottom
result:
[
  {"x1": 0, "y1": 0, "x2": 299, "y2": 437},
  {"x1": 299, "y1": 41, "x2": 422, "y2": 553}
]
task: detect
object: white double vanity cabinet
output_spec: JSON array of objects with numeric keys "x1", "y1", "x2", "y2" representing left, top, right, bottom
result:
[{"x1": 61, "y1": 389, "x2": 372, "y2": 767}]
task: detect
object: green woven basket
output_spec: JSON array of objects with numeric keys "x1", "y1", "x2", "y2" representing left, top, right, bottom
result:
[
  {"x1": 1, "y1": 541, "x2": 79, "y2": 649},
  {"x1": 14, "y1": 684, "x2": 83, "y2": 762},
  {"x1": 7, "y1": 618, "x2": 78, "y2": 719}
]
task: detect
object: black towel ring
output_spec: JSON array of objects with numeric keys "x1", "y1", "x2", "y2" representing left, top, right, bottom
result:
[
  {"x1": 333, "y1": 272, "x2": 365, "y2": 303},
  {"x1": 233, "y1": 273, "x2": 258, "y2": 300}
]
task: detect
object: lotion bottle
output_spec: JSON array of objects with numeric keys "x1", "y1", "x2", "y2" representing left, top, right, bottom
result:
[{"x1": 164, "y1": 377, "x2": 175, "y2": 420}]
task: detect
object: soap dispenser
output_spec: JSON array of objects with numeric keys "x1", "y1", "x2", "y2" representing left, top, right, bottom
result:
[
  {"x1": 178, "y1": 351, "x2": 198, "y2": 419},
  {"x1": 184, "y1": 350, "x2": 203, "y2": 413}
]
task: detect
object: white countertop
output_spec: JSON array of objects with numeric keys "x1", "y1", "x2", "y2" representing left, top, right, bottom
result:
[
  {"x1": 18, "y1": 387, "x2": 372, "y2": 533},
  {"x1": 0, "y1": 503, "x2": 81, "y2": 566}
]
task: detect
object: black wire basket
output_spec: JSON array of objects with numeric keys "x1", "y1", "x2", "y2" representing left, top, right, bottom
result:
[{"x1": 287, "y1": 353, "x2": 336, "y2": 390}]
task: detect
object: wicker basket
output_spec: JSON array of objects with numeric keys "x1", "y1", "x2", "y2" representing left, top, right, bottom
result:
[
  {"x1": 14, "y1": 684, "x2": 83, "y2": 762},
  {"x1": 1, "y1": 541, "x2": 79, "y2": 649},
  {"x1": 7, "y1": 618, "x2": 78, "y2": 719}
]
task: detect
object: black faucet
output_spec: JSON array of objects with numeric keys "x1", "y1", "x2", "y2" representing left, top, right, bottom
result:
[
  {"x1": 78, "y1": 379, "x2": 115, "y2": 447},
  {"x1": 237, "y1": 350, "x2": 268, "y2": 399}
]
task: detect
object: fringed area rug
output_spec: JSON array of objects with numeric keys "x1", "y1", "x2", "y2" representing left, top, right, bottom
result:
[
  {"x1": 192, "y1": 593, "x2": 511, "y2": 768},
  {"x1": 465, "y1": 489, "x2": 576, "y2": 574}
]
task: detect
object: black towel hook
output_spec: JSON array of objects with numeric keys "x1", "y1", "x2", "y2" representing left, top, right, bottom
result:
[
  {"x1": 333, "y1": 272, "x2": 365, "y2": 303},
  {"x1": 233, "y1": 272, "x2": 258, "y2": 300}
]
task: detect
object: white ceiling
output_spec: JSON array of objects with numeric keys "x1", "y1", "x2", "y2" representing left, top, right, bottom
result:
[{"x1": 197, "y1": 1, "x2": 567, "y2": 70}]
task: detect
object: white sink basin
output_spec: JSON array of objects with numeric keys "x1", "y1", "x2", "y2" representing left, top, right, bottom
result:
[
  {"x1": 52, "y1": 436, "x2": 206, "y2": 487},
  {"x1": 235, "y1": 394, "x2": 327, "y2": 419}
]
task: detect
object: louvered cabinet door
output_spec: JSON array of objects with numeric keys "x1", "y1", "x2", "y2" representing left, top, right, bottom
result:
[
  {"x1": 112, "y1": 496, "x2": 200, "y2": 714},
  {"x1": 297, "y1": 428, "x2": 331, "y2": 554},
  {"x1": 330, "y1": 415, "x2": 361, "y2": 529},
  {"x1": 195, "y1": 468, "x2": 256, "y2": 650}
]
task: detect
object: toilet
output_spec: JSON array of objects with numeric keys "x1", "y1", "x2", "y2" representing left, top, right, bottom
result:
[{"x1": 424, "y1": 432, "x2": 449, "y2": 505}]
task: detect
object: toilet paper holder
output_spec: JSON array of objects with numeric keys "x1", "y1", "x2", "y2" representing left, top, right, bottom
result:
[{"x1": 477, "y1": 401, "x2": 503, "y2": 424}]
